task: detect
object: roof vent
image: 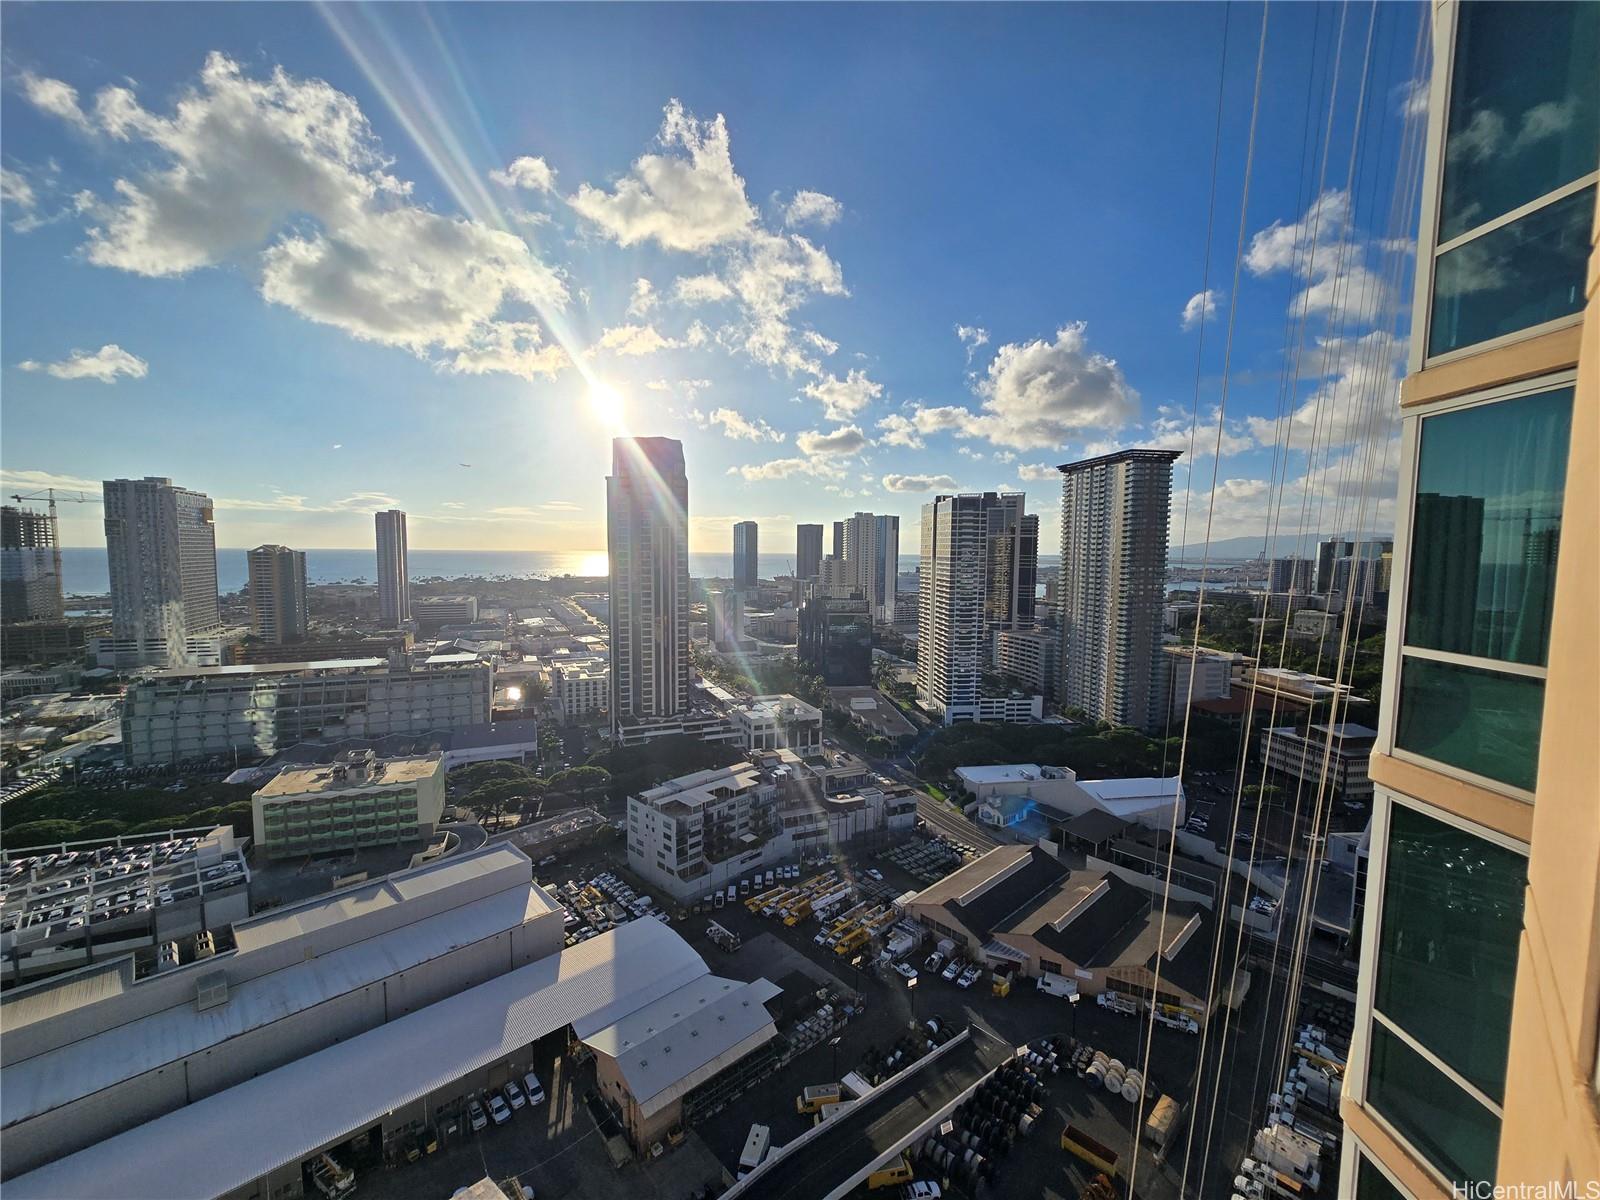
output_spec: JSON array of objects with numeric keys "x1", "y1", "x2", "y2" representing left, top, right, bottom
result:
[{"x1": 195, "y1": 970, "x2": 229, "y2": 1012}]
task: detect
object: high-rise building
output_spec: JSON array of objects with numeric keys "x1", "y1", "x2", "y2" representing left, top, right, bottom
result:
[
  {"x1": 1056, "y1": 450, "x2": 1179, "y2": 732},
  {"x1": 842, "y1": 511, "x2": 899, "y2": 624},
  {"x1": 707, "y1": 588, "x2": 744, "y2": 651},
  {"x1": 1315, "y1": 537, "x2": 1355, "y2": 594},
  {"x1": 732, "y1": 520, "x2": 758, "y2": 589},
  {"x1": 796, "y1": 523, "x2": 824, "y2": 581},
  {"x1": 798, "y1": 595, "x2": 871, "y2": 685},
  {"x1": 607, "y1": 437, "x2": 690, "y2": 737},
  {"x1": 981, "y1": 494, "x2": 1038, "y2": 640},
  {"x1": 1, "y1": 505, "x2": 64, "y2": 622},
  {"x1": 1339, "y1": 4, "x2": 1597, "y2": 1196},
  {"x1": 374, "y1": 509, "x2": 410, "y2": 627},
  {"x1": 102, "y1": 477, "x2": 220, "y2": 668},
  {"x1": 246, "y1": 545, "x2": 308, "y2": 645},
  {"x1": 1268, "y1": 555, "x2": 1313, "y2": 596},
  {"x1": 831, "y1": 520, "x2": 845, "y2": 560},
  {"x1": 916, "y1": 492, "x2": 1041, "y2": 723}
]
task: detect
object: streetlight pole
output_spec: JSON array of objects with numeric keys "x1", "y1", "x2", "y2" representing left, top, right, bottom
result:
[
  {"x1": 829, "y1": 1034, "x2": 842, "y2": 1081},
  {"x1": 907, "y1": 975, "x2": 918, "y2": 1022}
]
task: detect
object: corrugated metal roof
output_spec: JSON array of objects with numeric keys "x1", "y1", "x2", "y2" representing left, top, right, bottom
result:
[
  {"x1": 3, "y1": 882, "x2": 546, "y2": 1128},
  {"x1": 7, "y1": 921, "x2": 710, "y2": 1200},
  {"x1": 0, "y1": 959, "x2": 133, "y2": 1034},
  {"x1": 581, "y1": 975, "x2": 781, "y2": 1113}
]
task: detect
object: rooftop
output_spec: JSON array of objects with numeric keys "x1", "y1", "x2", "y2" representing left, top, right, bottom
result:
[
  {"x1": 6, "y1": 921, "x2": 716, "y2": 1200},
  {"x1": 255, "y1": 753, "x2": 443, "y2": 798}
]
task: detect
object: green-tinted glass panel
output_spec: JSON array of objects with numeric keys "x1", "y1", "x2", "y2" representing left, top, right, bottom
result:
[
  {"x1": 1395, "y1": 657, "x2": 1542, "y2": 791},
  {"x1": 1367, "y1": 1023, "x2": 1499, "y2": 1186},
  {"x1": 1439, "y1": 1, "x2": 1600, "y2": 242},
  {"x1": 1430, "y1": 185, "x2": 1593, "y2": 357},
  {"x1": 1374, "y1": 804, "x2": 1525, "y2": 1102},
  {"x1": 1405, "y1": 387, "x2": 1571, "y2": 665},
  {"x1": 1356, "y1": 1156, "x2": 1408, "y2": 1200}
]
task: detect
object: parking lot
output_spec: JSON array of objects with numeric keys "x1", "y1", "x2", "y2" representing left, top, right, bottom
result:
[
  {"x1": 351, "y1": 819, "x2": 1327, "y2": 1200},
  {"x1": 0, "y1": 828, "x2": 248, "y2": 945}
]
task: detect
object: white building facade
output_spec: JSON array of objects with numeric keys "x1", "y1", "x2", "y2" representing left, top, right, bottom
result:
[{"x1": 375, "y1": 509, "x2": 410, "y2": 627}]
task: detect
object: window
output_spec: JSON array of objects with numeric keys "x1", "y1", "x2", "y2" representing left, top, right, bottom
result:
[
  {"x1": 1438, "y1": 1, "x2": 1599, "y2": 241},
  {"x1": 1395, "y1": 384, "x2": 1572, "y2": 792},
  {"x1": 1426, "y1": 1, "x2": 1598, "y2": 357},
  {"x1": 1355, "y1": 1152, "x2": 1410, "y2": 1200},
  {"x1": 1373, "y1": 805, "x2": 1525, "y2": 1101},
  {"x1": 1367, "y1": 1023, "x2": 1500, "y2": 1186}
]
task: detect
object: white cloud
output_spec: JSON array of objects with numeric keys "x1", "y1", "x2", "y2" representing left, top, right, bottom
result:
[
  {"x1": 489, "y1": 155, "x2": 557, "y2": 193},
  {"x1": 1180, "y1": 289, "x2": 1219, "y2": 331},
  {"x1": 673, "y1": 273, "x2": 734, "y2": 304},
  {"x1": 723, "y1": 230, "x2": 847, "y2": 375},
  {"x1": 593, "y1": 323, "x2": 680, "y2": 357},
  {"x1": 570, "y1": 99, "x2": 756, "y2": 252},
  {"x1": 957, "y1": 322, "x2": 1138, "y2": 450},
  {"x1": 701, "y1": 407, "x2": 783, "y2": 442},
  {"x1": 993, "y1": 450, "x2": 1016, "y2": 464},
  {"x1": 626, "y1": 277, "x2": 658, "y2": 317},
  {"x1": 876, "y1": 413, "x2": 923, "y2": 449},
  {"x1": 1245, "y1": 190, "x2": 1393, "y2": 323},
  {"x1": 1, "y1": 168, "x2": 37, "y2": 216},
  {"x1": 784, "y1": 189, "x2": 842, "y2": 228},
  {"x1": 802, "y1": 330, "x2": 839, "y2": 356},
  {"x1": 955, "y1": 324, "x2": 989, "y2": 362},
  {"x1": 1246, "y1": 331, "x2": 1403, "y2": 451},
  {"x1": 882, "y1": 473, "x2": 958, "y2": 494},
  {"x1": 47, "y1": 54, "x2": 570, "y2": 385},
  {"x1": 796, "y1": 425, "x2": 868, "y2": 457},
  {"x1": 446, "y1": 321, "x2": 569, "y2": 381},
  {"x1": 957, "y1": 446, "x2": 984, "y2": 460},
  {"x1": 18, "y1": 343, "x2": 148, "y2": 383},
  {"x1": 18, "y1": 71, "x2": 91, "y2": 130},
  {"x1": 730, "y1": 456, "x2": 833, "y2": 482},
  {"x1": 1017, "y1": 463, "x2": 1059, "y2": 481},
  {"x1": 1396, "y1": 78, "x2": 1429, "y2": 119},
  {"x1": 1147, "y1": 405, "x2": 1253, "y2": 460},
  {"x1": 801, "y1": 368, "x2": 882, "y2": 420}
]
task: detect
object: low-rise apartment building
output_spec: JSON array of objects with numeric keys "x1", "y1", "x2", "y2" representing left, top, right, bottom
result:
[
  {"x1": 551, "y1": 660, "x2": 608, "y2": 719},
  {"x1": 729, "y1": 694, "x2": 822, "y2": 753},
  {"x1": 627, "y1": 749, "x2": 916, "y2": 902},
  {"x1": 992, "y1": 627, "x2": 1059, "y2": 700},
  {"x1": 1259, "y1": 722, "x2": 1376, "y2": 802},
  {"x1": 251, "y1": 750, "x2": 445, "y2": 859}
]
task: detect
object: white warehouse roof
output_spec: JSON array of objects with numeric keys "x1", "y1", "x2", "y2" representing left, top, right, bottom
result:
[{"x1": 8, "y1": 920, "x2": 718, "y2": 1200}]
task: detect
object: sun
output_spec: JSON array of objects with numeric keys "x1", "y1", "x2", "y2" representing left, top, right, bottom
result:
[{"x1": 586, "y1": 380, "x2": 626, "y2": 431}]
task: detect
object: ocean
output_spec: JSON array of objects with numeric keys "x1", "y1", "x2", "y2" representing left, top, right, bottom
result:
[{"x1": 57, "y1": 548, "x2": 1005, "y2": 595}]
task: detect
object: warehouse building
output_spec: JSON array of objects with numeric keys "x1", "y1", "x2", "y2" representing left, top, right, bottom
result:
[
  {"x1": 3, "y1": 846, "x2": 781, "y2": 1200},
  {"x1": 904, "y1": 845, "x2": 1228, "y2": 1014}
]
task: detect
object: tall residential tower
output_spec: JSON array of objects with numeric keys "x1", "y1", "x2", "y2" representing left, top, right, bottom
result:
[
  {"x1": 732, "y1": 520, "x2": 758, "y2": 589},
  {"x1": 796, "y1": 523, "x2": 824, "y2": 582},
  {"x1": 607, "y1": 437, "x2": 690, "y2": 739},
  {"x1": 102, "y1": 477, "x2": 220, "y2": 668},
  {"x1": 1056, "y1": 450, "x2": 1178, "y2": 732},
  {"x1": 842, "y1": 511, "x2": 899, "y2": 624},
  {"x1": 374, "y1": 509, "x2": 410, "y2": 627},
  {"x1": 247, "y1": 545, "x2": 309, "y2": 645}
]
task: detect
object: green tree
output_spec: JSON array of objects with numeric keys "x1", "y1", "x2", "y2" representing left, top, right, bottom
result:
[
  {"x1": 2, "y1": 819, "x2": 82, "y2": 849},
  {"x1": 545, "y1": 766, "x2": 611, "y2": 804}
]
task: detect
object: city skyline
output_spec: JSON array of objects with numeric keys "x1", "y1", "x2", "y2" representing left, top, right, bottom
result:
[{"x1": 2, "y1": 3, "x2": 1418, "y2": 555}]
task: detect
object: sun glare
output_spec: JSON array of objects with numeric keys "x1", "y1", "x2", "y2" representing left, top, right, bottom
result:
[{"x1": 587, "y1": 381, "x2": 626, "y2": 430}]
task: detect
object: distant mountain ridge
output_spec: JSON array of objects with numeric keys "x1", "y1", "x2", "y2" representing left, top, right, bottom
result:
[{"x1": 1170, "y1": 531, "x2": 1391, "y2": 561}]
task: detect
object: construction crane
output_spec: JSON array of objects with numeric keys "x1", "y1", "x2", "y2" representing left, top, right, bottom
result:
[{"x1": 8, "y1": 488, "x2": 96, "y2": 598}]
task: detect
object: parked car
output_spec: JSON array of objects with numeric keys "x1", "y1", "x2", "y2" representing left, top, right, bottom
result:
[
  {"x1": 523, "y1": 1072, "x2": 546, "y2": 1105},
  {"x1": 894, "y1": 962, "x2": 918, "y2": 981},
  {"x1": 488, "y1": 1094, "x2": 512, "y2": 1125},
  {"x1": 468, "y1": 1099, "x2": 488, "y2": 1132},
  {"x1": 957, "y1": 965, "x2": 982, "y2": 989},
  {"x1": 503, "y1": 1080, "x2": 527, "y2": 1110},
  {"x1": 941, "y1": 959, "x2": 963, "y2": 982},
  {"x1": 923, "y1": 951, "x2": 944, "y2": 973}
]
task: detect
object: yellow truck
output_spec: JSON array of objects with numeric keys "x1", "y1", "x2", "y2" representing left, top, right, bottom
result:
[
  {"x1": 834, "y1": 926, "x2": 872, "y2": 956},
  {"x1": 1062, "y1": 1125, "x2": 1120, "y2": 1176},
  {"x1": 865, "y1": 1154, "x2": 914, "y2": 1190},
  {"x1": 796, "y1": 1083, "x2": 843, "y2": 1114}
]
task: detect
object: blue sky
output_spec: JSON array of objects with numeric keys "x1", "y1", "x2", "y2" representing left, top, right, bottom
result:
[{"x1": 1, "y1": 1, "x2": 1424, "y2": 556}]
